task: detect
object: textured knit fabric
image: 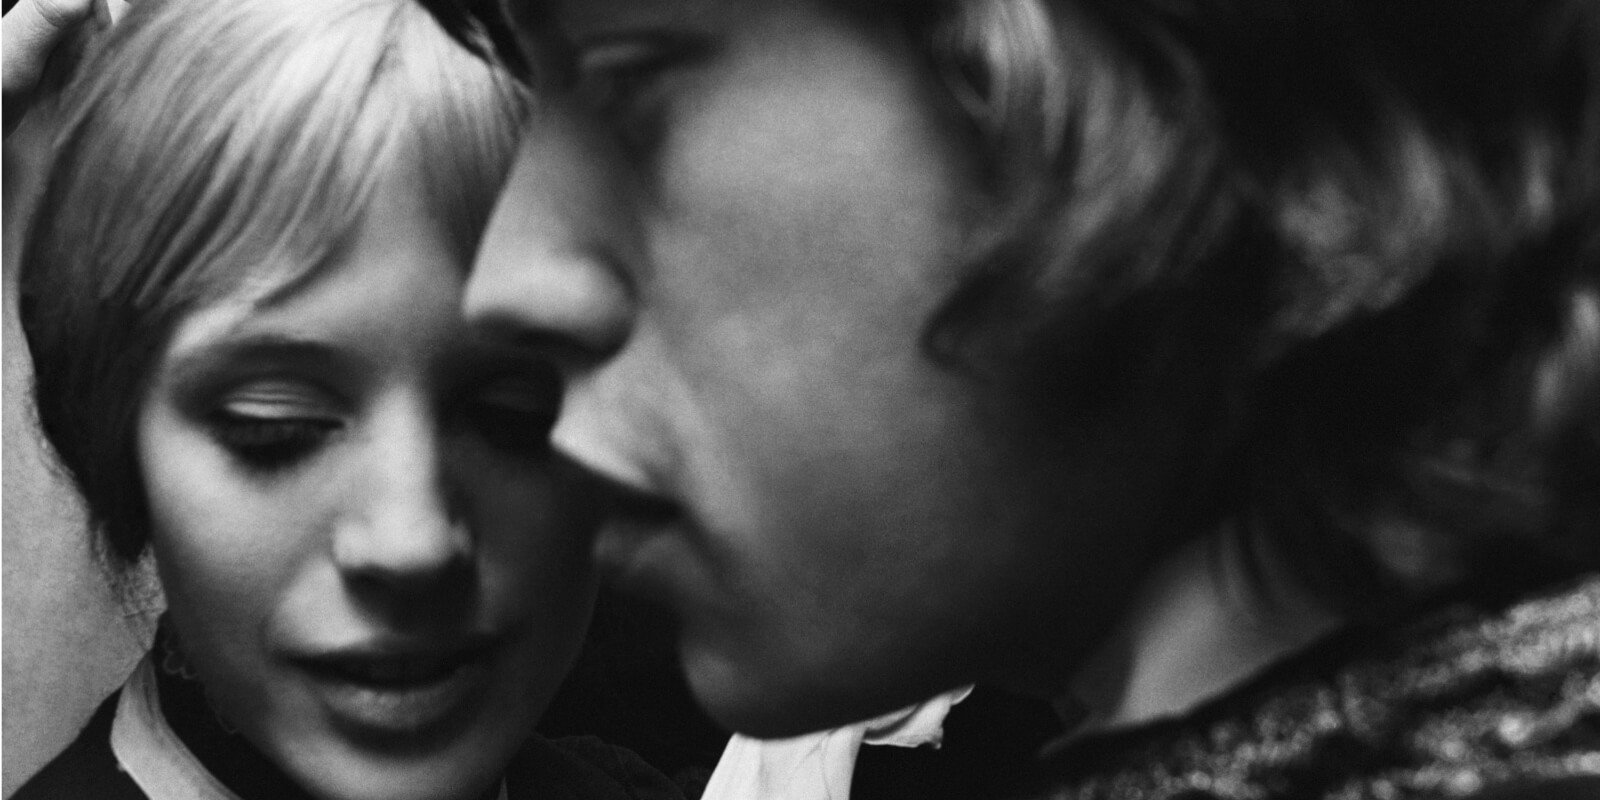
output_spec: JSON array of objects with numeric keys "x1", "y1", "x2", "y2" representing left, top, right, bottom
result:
[{"x1": 1028, "y1": 574, "x2": 1600, "y2": 800}]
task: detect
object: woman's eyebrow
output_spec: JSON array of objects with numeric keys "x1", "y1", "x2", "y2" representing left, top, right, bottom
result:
[{"x1": 161, "y1": 335, "x2": 354, "y2": 388}]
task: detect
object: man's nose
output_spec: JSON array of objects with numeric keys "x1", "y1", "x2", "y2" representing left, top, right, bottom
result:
[
  {"x1": 464, "y1": 104, "x2": 636, "y2": 361},
  {"x1": 331, "y1": 399, "x2": 472, "y2": 595}
]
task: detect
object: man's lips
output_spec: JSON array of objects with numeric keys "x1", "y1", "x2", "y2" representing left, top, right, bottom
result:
[
  {"x1": 591, "y1": 464, "x2": 686, "y2": 549},
  {"x1": 593, "y1": 506, "x2": 705, "y2": 615},
  {"x1": 594, "y1": 464, "x2": 683, "y2": 527}
]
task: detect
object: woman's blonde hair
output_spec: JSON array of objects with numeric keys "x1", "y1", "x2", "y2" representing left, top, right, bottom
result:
[{"x1": 21, "y1": 0, "x2": 530, "y2": 564}]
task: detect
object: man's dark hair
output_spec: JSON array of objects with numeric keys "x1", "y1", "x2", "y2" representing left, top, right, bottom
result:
[{"x1": 899, "y1": 0, "x2": 1600, "y2": 613}]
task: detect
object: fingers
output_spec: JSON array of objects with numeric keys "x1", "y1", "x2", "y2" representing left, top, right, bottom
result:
[
  {"x1": 3, "y1": 0, "x2": 98, "y2": 136},
  {"x1": 100, "y1": 0, "x2": 130, "y2": 25}
]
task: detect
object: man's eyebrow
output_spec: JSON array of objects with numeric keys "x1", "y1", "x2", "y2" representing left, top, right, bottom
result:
[{"x1": 572, "y1": 27, "x2": 718, "y2": 68}]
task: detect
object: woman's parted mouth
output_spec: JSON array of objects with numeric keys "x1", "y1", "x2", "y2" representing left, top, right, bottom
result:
[
  {"x1": 292, "y1": 636, "x2": 496, "y2": 688},
  {"x1": 287, "y1": 636, "x2": 503, "y2": 740}
]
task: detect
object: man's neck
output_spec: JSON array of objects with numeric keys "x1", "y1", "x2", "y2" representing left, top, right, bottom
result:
[{"x1": 1058, "y1": 524, "x2": 1344, "y2": 737}]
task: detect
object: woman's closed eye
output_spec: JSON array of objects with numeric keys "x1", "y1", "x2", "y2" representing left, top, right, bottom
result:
[{"x1": 208, "y1": 383, "x2": 343, "y2": 471}]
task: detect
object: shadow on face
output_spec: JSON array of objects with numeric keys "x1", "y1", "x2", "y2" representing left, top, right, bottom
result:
[{"x1": 467, "y1": 0, "x2": 1200, "y2": 737}]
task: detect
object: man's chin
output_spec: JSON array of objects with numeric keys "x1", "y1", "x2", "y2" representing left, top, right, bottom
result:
[{"x1": 680, "y1": 643, "x2": 932, "y2": 739}]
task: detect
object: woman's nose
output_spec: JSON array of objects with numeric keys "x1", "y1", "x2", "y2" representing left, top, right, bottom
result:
[
  {"x1": 331, "y1": 400, "x2": 471, "y2": 594},
  {"x1": 464, "y1": 104, "x2": 635, "y2": 361}
]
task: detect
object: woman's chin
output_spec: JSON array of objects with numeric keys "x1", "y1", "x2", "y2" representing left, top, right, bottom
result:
[
  {"x1": 295, "y1": 761, "x2": 502, "y2": 800},
  {"x1": 271, "y1": 727, "x2": 517, "y2": 800}
]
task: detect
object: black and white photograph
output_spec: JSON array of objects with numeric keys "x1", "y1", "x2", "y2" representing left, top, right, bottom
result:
[{"x1": 4, "y1": 0, "x2": 1597, "y2": 798}]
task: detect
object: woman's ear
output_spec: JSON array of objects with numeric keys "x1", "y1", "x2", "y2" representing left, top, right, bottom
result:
[{"x1": 116, "y1": 547, "x2": 166, "y2": 632}]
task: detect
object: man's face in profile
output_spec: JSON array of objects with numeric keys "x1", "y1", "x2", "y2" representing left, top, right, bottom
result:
[{"x1": 469, "y1": 0, "x2": 1189, "y2": 737}]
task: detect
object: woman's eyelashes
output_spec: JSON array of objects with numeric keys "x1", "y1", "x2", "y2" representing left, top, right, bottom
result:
[
  {"x1": 207, "y1": 384, "x2": 344, "y2": 471},
  {"x1": 189, "y1": 354, "x2": 562, "y2": 470}
]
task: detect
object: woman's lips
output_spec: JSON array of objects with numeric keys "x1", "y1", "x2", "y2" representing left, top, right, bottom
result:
[{"x1": 292, "y1": 640, "x2": 496, "y2": 741}]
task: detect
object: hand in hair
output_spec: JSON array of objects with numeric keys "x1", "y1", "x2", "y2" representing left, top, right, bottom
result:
[{"x1": 2, "y1": 0, "x2": 126, "y2": 137}]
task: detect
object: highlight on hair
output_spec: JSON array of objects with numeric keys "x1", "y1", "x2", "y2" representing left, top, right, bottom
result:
[
  {"x1": 19, "y1": 0, "x2": 530, "y2": 566},
  {"x1": 901, "y1": 0, "x2": 1600, "y2": 612}
]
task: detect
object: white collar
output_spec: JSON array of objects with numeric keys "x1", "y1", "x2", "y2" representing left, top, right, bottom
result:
[
  {"x1": 111, "y1": 658, "x2": 246, "y2": 800},
  {"x1": 110, "y1": 657, "x2": 509, "y2": 800},
  {"x1": 1052, "y1": 524, "x2": 1344, "y2": 743}
]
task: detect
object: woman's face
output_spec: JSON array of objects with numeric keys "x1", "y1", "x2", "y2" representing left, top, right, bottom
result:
[
  {"x1": 138, "y1": 164, "x2": 597, "y2": 800},
  {"x1": 467, "y1": 0, "x2": 1195, "y2": 736}
]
